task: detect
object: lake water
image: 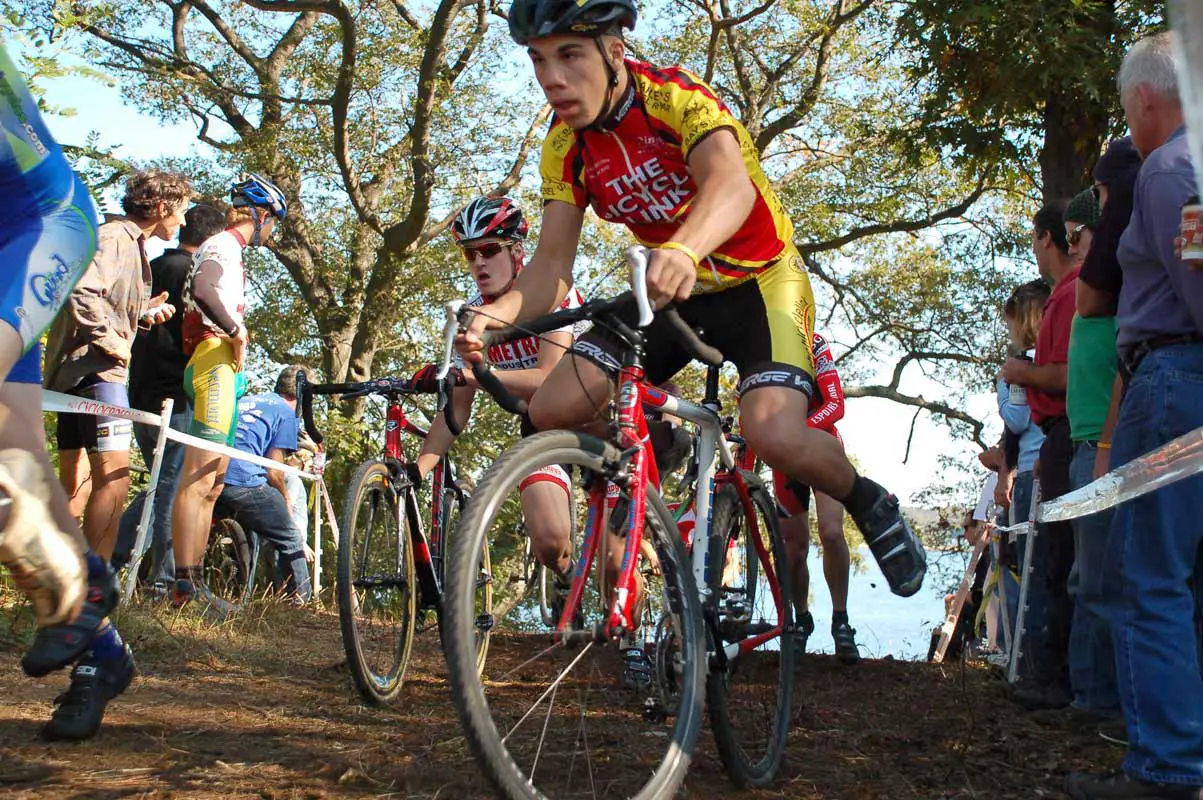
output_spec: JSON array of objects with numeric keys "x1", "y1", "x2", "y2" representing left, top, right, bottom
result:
[{"x1": 800, "y1": 545, "x2": 952, "y2": 661}]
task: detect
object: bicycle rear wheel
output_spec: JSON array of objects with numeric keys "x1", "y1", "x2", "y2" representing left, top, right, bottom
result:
[
  {"x1": 706, "y1": 476, "x2": 795, "y2": 787},
  {"x1": 444, "y1": 431, "x2": 706, "y2": 800},
  {"x1": 204, "y1": 517, "x2": 256, "y2": 605},
  {"x1": 338, "y1": 459, "x2": 416, "y2": 705}
]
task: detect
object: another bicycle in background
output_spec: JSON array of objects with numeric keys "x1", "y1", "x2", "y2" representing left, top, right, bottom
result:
[
  {"x1": 297, "y1": 373, "x2": 489, "y2": 705},
  {"x1": 437, "y1": 247, "x2": 795, "y2": 799}
]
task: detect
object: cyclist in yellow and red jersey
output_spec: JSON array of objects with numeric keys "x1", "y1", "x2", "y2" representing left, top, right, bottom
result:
[
  {"x1": 457, "y1": 0, "x2": 926, "y2": 598},
  {"x1": 770, "y1": 332, "x2": 860, "y2": 664}
]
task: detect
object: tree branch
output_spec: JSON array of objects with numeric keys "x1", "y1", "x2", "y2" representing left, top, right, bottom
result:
[
  {"x1": 846, "y1": 384, "x2": 986, "y2": 448},
  {"x1": 385, "y1": 0, "x2": 463, "y2": 254},
  {"x1": 798, "y1": 172, "x2": 992, "y2": 255},
  {"x1": 417, "y1": 104, "x2": 552, "y2": 246},
  {"x1": 754, "y1": 0, "x2": 869, "y2": 152},
  {"x1": 388, "y1": 0, "x2": 422, "y2": 29}
]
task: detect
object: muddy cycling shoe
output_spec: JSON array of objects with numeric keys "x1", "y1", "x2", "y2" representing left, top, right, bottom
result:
[
  {"x1": 833, "y1": 621, "x2": 860, "y2": 665},
  {"x1": 0, "y1": 449, "x2": 88, "y2": 629},
  {"x1": 22, "y1": 561, "x2": 119, "y2": 678},
  {"x1": 43, "y1": 644, "x2": 136, "y2": 741},
  {"x1": 849, "y1": 482, "x2": 926, "y2": 597},
  {"x1": 171, "y1": 578, "x2": 239, "y2": 620}
]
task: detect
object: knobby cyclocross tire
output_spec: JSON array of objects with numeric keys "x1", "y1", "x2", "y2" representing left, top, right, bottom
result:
[
  {"x1": 206, "y1": 517, "x2": 257, "y2": 604},
  {"x1": 444, "y1": 431, "x2": 707, "y2": 800},
  {"x1": 437, "y1": 485, "x2": 492, "y2": 675},
  {"x1": 338, "y1": 459, "x2": 416, "y2": 705},
  {"x1": 706, "y1": 476, "x2": 795, "y2": 787}
]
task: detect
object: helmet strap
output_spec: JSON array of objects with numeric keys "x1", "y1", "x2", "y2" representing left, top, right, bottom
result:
[
  {"x1": 250, "y1": 210, "x2": 266, "y2": 247},
  {"x1": 586, "y1": 37, "x2": 622, "y2": 130}
]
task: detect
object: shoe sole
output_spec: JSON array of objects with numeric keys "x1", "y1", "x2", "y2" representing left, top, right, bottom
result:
[{"x1": 21, "y1": 579, "x2": 120, "y2": 678}]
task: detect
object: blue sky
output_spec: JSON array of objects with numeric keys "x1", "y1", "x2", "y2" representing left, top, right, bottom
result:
[{"x1": 18, "y1": 38, "x2": 1001, "y2": 507}]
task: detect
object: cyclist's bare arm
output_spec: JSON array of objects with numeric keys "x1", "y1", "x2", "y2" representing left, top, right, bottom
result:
[
  {"x1": 416, "y1": 384, "x2": 476, "y2": 479},
  {"x1": 458, "y1": 202, "x2": 583, "y2": 362},
  {"x1": 468, "y1": 329, "x2": 574, "y2": 402},
  {"x1": 672, "y1": 130, "x2": 757, "y2": 259}
]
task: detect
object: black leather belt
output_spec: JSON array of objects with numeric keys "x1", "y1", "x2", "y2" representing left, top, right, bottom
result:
[{"x1": 1121, "y1": 333, "x2": 1203, "y2": 378}]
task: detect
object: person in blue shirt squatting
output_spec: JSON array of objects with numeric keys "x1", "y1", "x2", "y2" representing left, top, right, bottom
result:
[
  {"x1": 0, "y1": 39, "x2": 139, "y2": 742},
  {"x1": 214, "y1": 365, "x2": 315, "y2": 604}
]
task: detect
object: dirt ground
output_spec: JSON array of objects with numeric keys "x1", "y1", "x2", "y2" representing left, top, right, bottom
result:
[{"x1": 0, "y1": 599, "x2": 1123, "y2": 799}]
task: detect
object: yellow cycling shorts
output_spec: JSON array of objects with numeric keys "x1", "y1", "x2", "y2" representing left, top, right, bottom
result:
[{"x1": 184, "y1": 337, "x2": 247, "y2": 446}]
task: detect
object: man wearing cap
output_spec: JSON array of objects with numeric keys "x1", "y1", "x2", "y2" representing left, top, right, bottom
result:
[{"x1": 1000, "y1": 199, "x2": 1081, "y2": 709}]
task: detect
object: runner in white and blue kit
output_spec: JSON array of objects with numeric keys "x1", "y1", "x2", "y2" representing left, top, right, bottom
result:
[{"x1": 0, "y1": 39, "x2": 135, "y2": 742}]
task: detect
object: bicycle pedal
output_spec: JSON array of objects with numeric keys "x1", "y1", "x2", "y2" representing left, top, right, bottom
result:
[{"x1": 642, "y1": 697, "x2": 667, "y2": 724}]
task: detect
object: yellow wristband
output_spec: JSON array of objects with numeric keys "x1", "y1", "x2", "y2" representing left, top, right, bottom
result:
[
  {"x1": 1097, "y1": 442, "x2": 1111, "y2": 450},
  {"x1": 659, "y1": 241, "x2": 701, "y2": 269}
]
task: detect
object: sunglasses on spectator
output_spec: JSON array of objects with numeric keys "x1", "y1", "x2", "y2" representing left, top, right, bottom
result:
[
  {"x1": 1067, "y1": 224, "x2": 1088, "y2": 246},
  {"x1": 462, "y1": 242, "x2": 512, "y2": 261}
]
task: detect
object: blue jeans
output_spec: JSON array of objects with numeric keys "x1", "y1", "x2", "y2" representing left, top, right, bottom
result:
[
  {"x1": 1102, "y1": 342, "x2": 1203, "y2": 785},
  {"x1": 1067, "y1": 440, "x2": 1119, "y2": 713},
  {"x1": 216, "y1": 483, "x2": 312, "y2": 601},
  {"x1": 113, "y1": 409, "x2": 191, "y2": 584}
]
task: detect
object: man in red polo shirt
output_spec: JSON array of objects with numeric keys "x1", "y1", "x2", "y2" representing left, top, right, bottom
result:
[{"x1": 1000, "y1": 200, "x2": 1081, "y2": 709}]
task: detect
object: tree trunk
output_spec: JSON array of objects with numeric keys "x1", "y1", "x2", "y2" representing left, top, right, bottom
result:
[{"x1": 1038, "y1": 89, "x2": 1110, "y2": 204}]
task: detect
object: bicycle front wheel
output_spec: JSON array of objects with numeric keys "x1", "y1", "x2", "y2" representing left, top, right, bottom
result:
[
  {"x1": 338, "y1": 459, "x2": 416, "y2": 705},
  {"x1": 444, "y1": 431, "x2": 706, "y2": 800},
  {"x1": 706, "y1": 476, "x2": 795, "y2": 787}
]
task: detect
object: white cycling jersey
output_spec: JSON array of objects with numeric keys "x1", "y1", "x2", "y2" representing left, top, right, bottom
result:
[{"x1": 181, "y1": 229, "x2": 246, "y2": 351}]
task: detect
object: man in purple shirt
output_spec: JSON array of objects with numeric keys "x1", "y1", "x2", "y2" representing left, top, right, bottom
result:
[{"x1": 1066, "y1": 32, "x2": 1203, "y2": 800}]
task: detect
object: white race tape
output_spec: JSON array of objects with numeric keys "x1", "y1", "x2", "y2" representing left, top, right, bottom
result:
[
  {"x1": 1038, "y1": 427, "x2": 1203, "y2": 523},
  {"x1": 43, "y1": 389, "x2": 317, "y2": 482}
]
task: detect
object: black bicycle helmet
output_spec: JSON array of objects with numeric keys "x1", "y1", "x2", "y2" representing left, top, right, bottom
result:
[{"x1": 508, "y1": 0, "x2": 637, "y2": 45}]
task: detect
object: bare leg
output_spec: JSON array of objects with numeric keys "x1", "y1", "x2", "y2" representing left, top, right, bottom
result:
[
  {"x1": 58, "y1": 448, "x2": 91, "y2": 520},
  {"x1": 81, "y1": 450, "x2": 130, "y2": 560},
  {"x1": 779, "y1": 512, "x2": 811, "y2": 619},
  {"x1": 522, "y1": 480, "x2": 572, "y2": 577},
  {"x1": 814, "y1": 489, "x2": 850, "y2": 613},
  {"x1": 171, "y1": 450, "x2": 228, "y2": 570},
  {"x1": 739, "y1": 388, "x2": 855, "y2": 498}
]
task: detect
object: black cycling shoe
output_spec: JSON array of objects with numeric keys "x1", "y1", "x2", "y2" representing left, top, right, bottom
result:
[
  {"x1": 22, "y1": 566, "x2": 120, "y2": 678},
  {"x1": 549, "y1": 575, "x2": 584, "y2": 633},
  {"x1": 42, "y1": 645, "x2": 136, "y2": 741},
  {"x1": 849, "y1": 484, "x2": 926, "y2": 597},
  {"x1": 794, "y1": 611, "x2": 815, "y2": 658},
  {"x1": 833, "y1": 621, "x2": 860, "y2": 665}
]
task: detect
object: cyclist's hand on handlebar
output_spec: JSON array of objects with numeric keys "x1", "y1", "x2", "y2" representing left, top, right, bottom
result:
[
  {"x1": 411, "y1": 364, "x2": 465, "y2": 393},
  {"x1": 454, "y1": 308, "x2": 490, "y2": 365},
  {"x1": 647, "y1": 247, "x2": 697, "y2": 309}
]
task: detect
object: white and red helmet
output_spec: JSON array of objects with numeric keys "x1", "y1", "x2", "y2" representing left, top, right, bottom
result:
[{"x1": 452, "y1": 196, "x2": 529, "y2": 245}]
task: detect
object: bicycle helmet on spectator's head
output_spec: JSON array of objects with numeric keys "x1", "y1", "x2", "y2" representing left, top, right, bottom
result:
[
  {"x1": 508, "y1": 0, "x2": 637, "y2": 45},
  {"x1": 231, "y1": 173, "x2": 288, "y2": 221},
  {"x1": 452, "y1": 197, "x2": 528, "y2": 245}
]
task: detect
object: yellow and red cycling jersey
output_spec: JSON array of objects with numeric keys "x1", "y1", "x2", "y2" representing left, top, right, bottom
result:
[{"x1": 540, "y1": 58, "x2": 795, "y2": 293}]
